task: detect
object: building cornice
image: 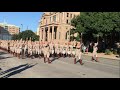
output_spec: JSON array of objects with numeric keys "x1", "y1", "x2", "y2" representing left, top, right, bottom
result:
[{"x1": 40, "y1": 23, "x2": 59, "y2": 27}]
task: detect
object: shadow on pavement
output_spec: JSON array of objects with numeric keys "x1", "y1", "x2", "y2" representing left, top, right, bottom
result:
[
  {"x1": 0, "y1": 63, "x2": 29, "y2": 75},
  {"x1": 0, "y1": 56, "x2": 12, "y2": 60},
  {"x1": 51, "y1": 57, "x2": 59, "y2": 62},
  {"x1": 0, "y1": 51, "x2": 8, "y2": 55},
  {"x1": 76, "y1": 60, "x2": 80, "y2": 64},
  {"x1": 0, "y1": 63, "x2": 37, "y2": 78}
]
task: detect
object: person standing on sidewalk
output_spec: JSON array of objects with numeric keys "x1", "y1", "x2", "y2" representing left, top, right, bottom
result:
[{"x1": 91, "y1": 42, "x2": 99, "y2": 62}]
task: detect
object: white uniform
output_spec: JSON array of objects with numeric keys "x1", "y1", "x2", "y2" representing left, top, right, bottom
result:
[
  {"x1": 18, "y1": 45, "x2": 22, "y2": 54},
  {"x1": 67, "y1": 48, "x2": 71, "y2": 55},
  {"x1": 51, "y1": 46, "x2": 54, "y2": 54},
  {"x1": 93, "y1": 46, "x2": 98, "y2": 57},
  {"x1": 29, "y1": 45, "x2": 33, "y2": 55},
  {"x1": 75, "y1": 49, "x2": 82, "y2": 59},
  {"x1": 24, "y1": 44, "x2": 28, "y2": 54},
  {"x1": 72, "y1": 48, "x2": 76, "y2": 56},
  {"x1": 62, "y1": 46, "x2": 66, "y2": 55},
  {"x1": 56, "y1": 47, "x2": 60, "y2": 54}
]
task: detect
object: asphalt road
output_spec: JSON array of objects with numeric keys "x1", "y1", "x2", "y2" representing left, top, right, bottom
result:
[{"x1": 0, "y1": 50, "x2": 120, "y2": 78}]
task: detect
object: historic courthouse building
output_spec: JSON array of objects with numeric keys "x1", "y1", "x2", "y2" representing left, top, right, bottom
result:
[{"x1": 38, "y1": 12, "x2": 80, "y2": 43}]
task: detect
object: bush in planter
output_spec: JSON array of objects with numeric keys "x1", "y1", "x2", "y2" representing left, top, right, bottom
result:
[
  {"x1": 105, "y1": 49, "x2": 111, "y2": 55},
  {"x1": 113, "y1": 49, "x2": 118, "y2": 55}
]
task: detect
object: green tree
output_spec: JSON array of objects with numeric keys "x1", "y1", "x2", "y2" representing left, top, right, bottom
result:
[
  {"x1": 71, "y1": 12, "x2": 120, "y2": 46},
  {"x1": 12, "y1": 30, "x2": 39, "y2": 41},
  {"x1": 12, "y1": 34, "x2": 19, "y2": 40}
]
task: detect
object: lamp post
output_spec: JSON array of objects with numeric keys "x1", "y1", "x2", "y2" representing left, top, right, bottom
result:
[{"x1": 21, "y1": 24, "x2": 23, "y2": 31}]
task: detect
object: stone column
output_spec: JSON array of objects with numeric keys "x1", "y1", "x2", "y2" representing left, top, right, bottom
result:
[
  {"x1": 66, "y1": 31, "x2": 68, "y2": 41},
  {"x1": 41, "y1": 28, "x2": 43, "y2": 41},
  {"x1": 52, "y1": 26, "x2": 54, "y2": 40},
  {"x1": 63, "y1": 12, "x2": 66, "y2": 23},
  {"x1": 69, "y1": 29, "x2": 70, "y2": 41},
  {"x1": 57, "y1": 27, "x2": 59, "y2": 41},
  {"x1": 43, "y1": 28, "x2": 45, "y2": 41},
  {"x1": 48, "y1": 26, "x2": 50, "y2": 42},
  {"x1": 40, "y1": 28, "x2": 42, "y2": 41},
  {"x1": 39, "y1": 30, "x2": 41, "y2": 41},
  {"x1": 50, "y1": 26, "x2": 52, "y2": 41},
  {"x1": 58, "y1": 13, "x2": 60, "y2": 23}
]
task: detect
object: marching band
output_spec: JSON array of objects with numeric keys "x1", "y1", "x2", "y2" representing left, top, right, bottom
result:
[{"x1": 0, "y1": 39, "x2": 99, "y2": 65}]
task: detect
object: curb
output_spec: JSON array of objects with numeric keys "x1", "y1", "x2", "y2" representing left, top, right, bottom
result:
[{"x1": 82, "y1": 53, "x2": 120, "y2": 61}]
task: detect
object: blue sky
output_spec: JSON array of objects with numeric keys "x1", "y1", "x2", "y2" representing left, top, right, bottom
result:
[{"x1": 0, "y1": 12, "x2": 43, "y2": 32}]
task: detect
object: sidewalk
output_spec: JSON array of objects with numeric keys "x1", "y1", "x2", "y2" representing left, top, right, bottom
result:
[{"x1": 82, "y1": 52, "x2": 120, "y2": 60}]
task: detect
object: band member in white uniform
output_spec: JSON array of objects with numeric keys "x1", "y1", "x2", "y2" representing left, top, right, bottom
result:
[
  {"x1": 51, "y1": 43, "x2": 55, "y2": 58},
  {"x1": 62, "y1": 45, "x2": 66, "y2": 58},
  {"x1": 56, "y1": 43, "x2": 60, "y2": 58},
  {"x1": 60, "y1": 44, "x2": 63, "y2": 57},
  {"x1": 17, "y1": 44, "x2": 22, "y2": 59},
  {"x1": 72, "y1": 43, "x2": 76, "y2": 58},
  {"x1": 74, "y1": 43, "x2": 84, "y2": 65},
  {"x1": 29, "y1": 43, "x2": 33, "y2": 59},
  {"x1": 67, "y1": 47, "x2": 71, "y2": 58}
]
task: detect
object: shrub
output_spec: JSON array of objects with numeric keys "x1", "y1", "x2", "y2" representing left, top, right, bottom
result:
[
  {"x1": 113, "y1": 49, "x2": 118, "y2": 55},
  {"x1": 105, "y1": 49, "x2": 111, "y2": 55}
]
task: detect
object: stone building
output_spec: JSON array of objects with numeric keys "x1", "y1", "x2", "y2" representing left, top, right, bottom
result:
[{"x1": 38, "y1": 12, "x2": 80, "y2": 43}]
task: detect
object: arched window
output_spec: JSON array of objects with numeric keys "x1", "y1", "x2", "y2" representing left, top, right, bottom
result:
[
  {"x1": 67, "y1": 13, "x2": 69, "y2": 17},
  {"x1": 66, "y1": 20, "x2": 69, "y2": 24},
  {"x1": 53, "y1": 15, "x2": 56, "y2": 22}
]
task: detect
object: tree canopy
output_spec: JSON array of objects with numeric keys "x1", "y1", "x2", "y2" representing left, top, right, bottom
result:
[
  {"x1": 70, "y1": 12, "x2": 120, "y2": 52},
  {"x1": 12, "y1": 30, "x2": 39, "y2": 41},
  {"x1": 71, "y1": 12, "x2": 120, "y2": 44}
]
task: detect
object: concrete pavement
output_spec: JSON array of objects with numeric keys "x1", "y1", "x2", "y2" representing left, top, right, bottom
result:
[{"x1": 0, "y1": 50, "x2": 120, "y2": 78}]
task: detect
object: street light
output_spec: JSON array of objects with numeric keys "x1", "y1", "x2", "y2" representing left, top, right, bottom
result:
[{"x1": 21, "y1": 24, "x2": 23, "y2": 31}]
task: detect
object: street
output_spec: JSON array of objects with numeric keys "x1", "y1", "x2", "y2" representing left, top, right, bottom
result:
[{"x1": 0, "y1": 50, "x2": 120, "y2": 78}]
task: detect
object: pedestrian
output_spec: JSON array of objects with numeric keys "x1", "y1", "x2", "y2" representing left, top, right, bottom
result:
[{"x1": 91, "y1": 42, "x2": 99, "y2": 62}]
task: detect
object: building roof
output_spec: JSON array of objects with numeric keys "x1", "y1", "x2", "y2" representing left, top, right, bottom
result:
[{"x1": 0, "y1": 22, "x2": 19, "y2": 28}]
